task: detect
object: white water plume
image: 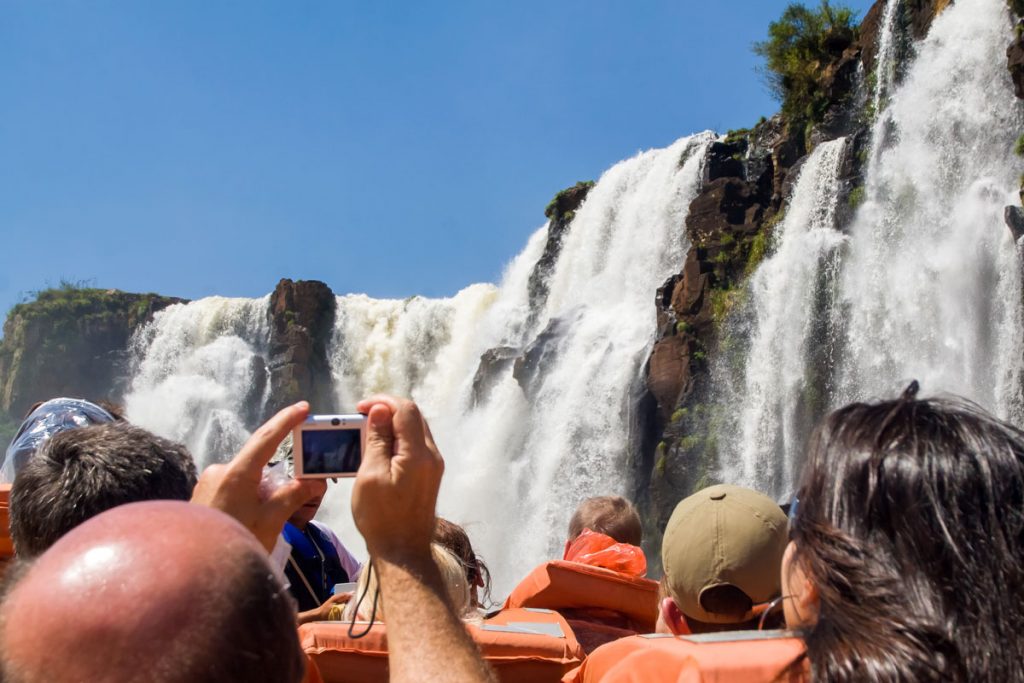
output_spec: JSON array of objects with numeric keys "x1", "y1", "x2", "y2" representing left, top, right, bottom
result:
[
  {"x1": 835, "y1": 0, "x2": 1024, "y2": 418},
  {"x1": 124, "y1": 297, "x2": 270, "y2": 469},
  {"x1": 318, "y1": 133, "x2": 714, "y2": 595},
  {"x1": 716, "y1": 0, "x2": 1024, "y2": 500},
  {"x1": 870, "y1": 0, "x2": 902, "y2": 119},
  {"x1": 719, "y1": 137, "x2": 849, "y2": 496},
  {"x1": 429, "y1": 133, "x2": 714, "y2": 595}
]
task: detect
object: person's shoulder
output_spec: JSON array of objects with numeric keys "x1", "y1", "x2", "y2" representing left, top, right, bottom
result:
[{"x1": 563, "y1": 634, "x2": 671, "y2": 683}]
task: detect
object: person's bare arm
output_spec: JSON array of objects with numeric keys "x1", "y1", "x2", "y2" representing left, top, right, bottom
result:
[{"x1": 352, "y1": 396, "x2": 496, "y2": 683}]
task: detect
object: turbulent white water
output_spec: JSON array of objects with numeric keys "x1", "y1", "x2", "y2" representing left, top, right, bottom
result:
[
  {"x1": 124, "y1": 297, "x2": 270, "y2": 470},
  {"x1": 124, "y1": 133, "x2": 713, "y2": 596},
  {"x1": 717, "y1": 0, "x2": 1024, "y2": 499},
  {"x1": 717, "y1": 138, "x2": 849, "y2": 495}
]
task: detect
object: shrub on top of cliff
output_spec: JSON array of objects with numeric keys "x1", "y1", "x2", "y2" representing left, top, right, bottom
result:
[
  {"x1": 754, "y1": 1, "x2": 859, "y2": 124},
  {"x1": 544, "y1": 181, "x2": 595, "y2": 220}
]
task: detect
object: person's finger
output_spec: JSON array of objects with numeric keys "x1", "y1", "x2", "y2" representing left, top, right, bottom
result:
[
  {"x1": 392, "y1": 400, "x2": 426, "y2": 447},
  {"x1": 266, "y1": 478, "x2": 326, "y2": 522},
  {"x1": 360, "y1": 403, "x2": 396, "y2": 475},
  {"x1": 231, "y1": 402, "x2": 309, "y2": 476},
  {"x1": 356, "y1": 394, "x2": 402, "y2": 415},
  {"x1": 189, "y1": 463, "x2": 228, "y2": 505}
]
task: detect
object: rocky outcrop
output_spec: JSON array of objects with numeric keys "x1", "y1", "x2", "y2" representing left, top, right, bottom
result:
[
  {"x1": 0, "y1": 288, "x2": 185, "y2": 419},
  {"x1": 527, "y1": 182, "x2": 594, "y2": 328},
  {"x1": 469, "y1": 182, "x2": 595, "y2": 405},
  {"x1": 263, "y1": 279, "x2": 336, "y2": 419}
]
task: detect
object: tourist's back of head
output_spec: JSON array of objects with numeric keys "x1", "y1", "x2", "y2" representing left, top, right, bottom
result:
[
  {"x1": 660, "y1": 484, "x2": 787, "y2": 634},
  {"x1": 785, "y1": 383, "x2": 1024, "y2": 681},
  {"x1": 10, "y1": 422, "x2": 198, "y2": 559},
  {"x1": 567, "y1": 496, "x2": 643, "y2": 546},
  {"x1": 0, "y1": 500, "x2": 304, "y2": 683},
  {"x1": 434, "y1": 518, "x2": 492, "y2": 608}
]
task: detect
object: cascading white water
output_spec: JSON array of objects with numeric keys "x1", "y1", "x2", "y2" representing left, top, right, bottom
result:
[
  {"x1": 717, "y1": 0, "x2": 1024, "y2": 499},
  {"x1": 124, "y1": 296, "x2": 270, "y2": 469},
  {"x1": 430, "y1": 134, "x2": 714, "y2": 595},
  {"x1": 870, "y1": 0, "x2": 902, "y2": 118},
  {"x1": 835, "y1": 0, "x2": 1024, "y2": 418},
  {"x1": 316, "y1": 133, "x2": 715, "y2": 595},
  {"x1": 718, "y1": 137, "x2": 849, "y2": 495}
]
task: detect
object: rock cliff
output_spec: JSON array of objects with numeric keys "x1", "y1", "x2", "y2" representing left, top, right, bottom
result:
[{"x1": 0, "y1": 287, "x2": 185, "y2": 439}]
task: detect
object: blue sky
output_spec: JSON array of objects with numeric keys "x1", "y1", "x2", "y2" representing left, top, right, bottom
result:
[{"x1": 0, "y1": 0, "x2": 876, "y2": 320}]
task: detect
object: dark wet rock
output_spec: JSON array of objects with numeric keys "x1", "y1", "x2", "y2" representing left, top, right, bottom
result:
[
  {"x1": 471, "y1": 346, "x2": 520, "y2": 405},
  {"x1": 1005, "y1": 205, "x2": 1024, "y2": 243},
  {"x1": 527, "y1": 182, "x2": 595, "y2": 328},
  {"x1": 263, "y1": 279, "x2": 336, "y2": 419},
  {"x1": 513, "y1": 315, "x2": 576, "y2": 397}
]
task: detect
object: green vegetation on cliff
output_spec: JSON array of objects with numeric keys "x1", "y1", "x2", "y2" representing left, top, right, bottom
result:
[
  {"x1": 754, "y1": 0, "x2": 859, "y2": 123},
  {"x1": 9, "y1": 281, "x2": 161, "y2": 324},
  {"x1": 544, "y1": 181, "x2": 595, "y2": 220}
]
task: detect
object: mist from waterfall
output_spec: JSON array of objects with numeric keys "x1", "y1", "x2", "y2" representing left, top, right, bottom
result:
[
  {"x1": 716, "y1": 0, "x2": 1024, "y2": 500},
  {"x1": 124, "y1": 296, "x2": 270, "y2": 469}
]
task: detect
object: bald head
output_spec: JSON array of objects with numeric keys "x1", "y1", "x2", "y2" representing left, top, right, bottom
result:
[{"x1": 0, "y1": 501, "x2": 304, "y2": 683}]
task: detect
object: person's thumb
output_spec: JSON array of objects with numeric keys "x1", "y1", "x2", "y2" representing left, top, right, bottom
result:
[{"x1": 363, "y1": 404, "x2": 395, "y2": 466}]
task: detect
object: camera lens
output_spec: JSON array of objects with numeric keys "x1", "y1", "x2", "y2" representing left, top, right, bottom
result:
[{"x1": 331, "y1": 418, "x2": 341, "y2": 426}]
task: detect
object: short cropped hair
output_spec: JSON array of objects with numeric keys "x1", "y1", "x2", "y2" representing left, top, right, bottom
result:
[
  {"x1": 567, "y1": 496, "x2": 643, "y2": 546},
  {"x1": 10, "y1": 423, "x2": 198, "y2": 558}
]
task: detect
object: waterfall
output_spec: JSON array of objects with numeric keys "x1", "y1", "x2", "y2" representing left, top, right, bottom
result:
[
  {"x1": 122, "y1": 133, "x2": 713, "y2": 596},
  {"x1": 717, "y1": 137, "x2": 849, "y2": 496},
  {"x1": 319, "y1": 133, "x2": 715, "y2": 594},
  {"x1": 870, "y1": 0, "x2": 902, "y2": 117},
  {"x1": 835, "y1": 0, "x2": 1024, "y2": 418},
  {"x1": 425, "y1": 133, "x2": 714, "y2": 595},
  {"x1": 716, "y1": 0, "x2": 1024, "y2": 500},
  {"x1": 124, "y1": 296, "x2": 270, "y2": 470}
]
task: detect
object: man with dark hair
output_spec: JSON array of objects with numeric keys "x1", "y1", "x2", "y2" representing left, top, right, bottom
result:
[
  {"x1": 0, "y1": 501, "x2": 305, "y2": 683},
  {"x1": 9, "y1": 422, "x2": 198, "y2": 559}
]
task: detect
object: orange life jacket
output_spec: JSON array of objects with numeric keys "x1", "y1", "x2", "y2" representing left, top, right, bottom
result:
[
  {"x1": 300, "y1": 607, "x2": 585, "y2": 683},
  {"x1": 503, "y1": 560, "x2": 659, "y2": 653},
  {"x1": 562, "y1": 630, "x2": 807, "y2": 683},
  {"x1": 0, "y1": 484, "x2": 13, "y2": 574}
]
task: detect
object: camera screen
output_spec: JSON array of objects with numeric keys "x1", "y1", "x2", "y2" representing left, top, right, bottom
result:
[{"x1": 301, "y1": 428, "x2": 361, "y2": 475}]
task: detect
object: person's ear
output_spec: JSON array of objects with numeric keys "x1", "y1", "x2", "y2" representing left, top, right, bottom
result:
[
  {"x1": 780, "y1": 541, "x2": 819, "y2": 628},
  {"x1": 658, "y1": 597, "x2": 690, "y2": 635}
]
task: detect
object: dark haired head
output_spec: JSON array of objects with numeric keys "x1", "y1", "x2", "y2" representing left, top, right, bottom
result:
[
  {"x1": 787, "y1": 382, "x2": 1024, "y2": 681},
  {"x1": 10, "y1": 422, "x2": 198, "y2": 558},
  {"x1": 567, "y1": 496, "x2": 643, "y2": 546}
]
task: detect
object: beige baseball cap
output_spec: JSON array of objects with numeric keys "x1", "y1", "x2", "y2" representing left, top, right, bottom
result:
[{"x1": 661, "y1": 484, "x2": 787, "y2": 624}]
